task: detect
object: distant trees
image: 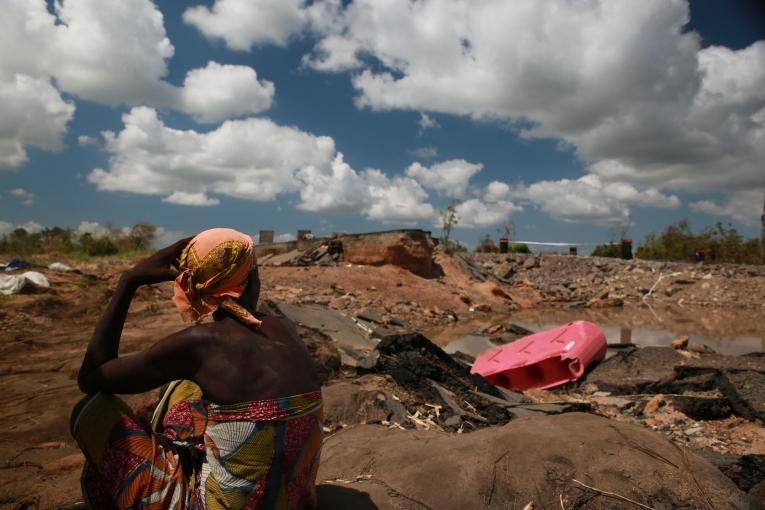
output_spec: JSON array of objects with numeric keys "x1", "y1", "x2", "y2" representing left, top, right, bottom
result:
[
  {"x1": 474, "y1": 234, "x2": 498, "y2": 253},
  {"x1": 591, "y1": 243, "x2": 621, "y2": 258},
  {"x1": 440, "y1": 203, "x2": 464, "y2": 254},
  {"x1": 0, "y1": 222, "x2": 157, "y2": 257},
  {"x1": 474, "y1": 235, "x2": 530, "y2": 253},
  {"x1": 508, "y1": 242, "x2": 531, "y2": 254},
  {"x1": 636, "y1": 219, "x2": 762, "y2": 264}
]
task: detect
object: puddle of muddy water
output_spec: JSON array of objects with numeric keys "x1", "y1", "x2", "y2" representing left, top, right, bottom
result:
[
  {"x1": 435, "y1": 304, "x2": 765, "y2": 358},
  {"x1": 508, "y1": 305, "x2": 765, "y2": 356}
]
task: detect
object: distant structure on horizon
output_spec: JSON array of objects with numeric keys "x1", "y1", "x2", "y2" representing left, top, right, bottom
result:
[{"x1": 258, "y1": 230, "x2": 274, "y2": 244}]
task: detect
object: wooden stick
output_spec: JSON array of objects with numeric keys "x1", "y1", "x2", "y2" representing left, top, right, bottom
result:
[
  {"x1": 572, "y1": 479, "x2": 655, "y2": 510},
  {"x1": 559, "y1": 494, "x2": 566, "y2": 510}
]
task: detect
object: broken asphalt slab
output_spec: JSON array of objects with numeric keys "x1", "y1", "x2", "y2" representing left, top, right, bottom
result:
[
  {"x1": 582, "y1": 346, "x2": 684, "y2": 394},
  {"x1": 582, "y1": 346, "x2": 765, "y2": 422},
  {"x1": 276, "y1": 303, "x2": 376, "y2": 351}
]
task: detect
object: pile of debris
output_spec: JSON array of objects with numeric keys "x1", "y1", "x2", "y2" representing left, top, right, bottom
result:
[
  {"x1": 279, "y1": 300, "x2": 764, "y2": 498},
  {"x1": 258, "y1": 240, "x2": 344, "y2": 267},
  {"x1": 468, "y1": 252, "x2": 765, "y2": 309},
  {"x1": 565, "y1": 343, "x2": 765, "y2": 494},
  {"x1": 257, "y1": 229, "x2": 438, "y2": 278}
]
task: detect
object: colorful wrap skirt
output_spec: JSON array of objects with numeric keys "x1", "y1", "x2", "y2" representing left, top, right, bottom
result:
[{"x1": 71, "y1": 382, "x2": 323, "y2": 510}]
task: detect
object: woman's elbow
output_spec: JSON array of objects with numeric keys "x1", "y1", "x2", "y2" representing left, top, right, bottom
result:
[{"x1": 77, "y1": 369, "x2": 100, "y2": 395}]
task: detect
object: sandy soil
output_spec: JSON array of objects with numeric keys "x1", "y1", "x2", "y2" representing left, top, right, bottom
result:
[{"x1": 0, "y1": 250, "x2": 763, "y2": 508}]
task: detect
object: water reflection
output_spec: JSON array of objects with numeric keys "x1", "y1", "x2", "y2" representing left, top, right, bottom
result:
[{"x1": 510, "y1": 305, "x2": 765, "y2": 356}]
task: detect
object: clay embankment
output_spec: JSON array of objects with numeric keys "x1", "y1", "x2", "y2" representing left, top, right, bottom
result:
[{"x1": 0, "y1": 231, "x2": 764, "y2": 508}]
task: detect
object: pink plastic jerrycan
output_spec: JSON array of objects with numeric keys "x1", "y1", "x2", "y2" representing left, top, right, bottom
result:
[{"x1": 470, "y1": 320, "x2": 606, "y2": 392}]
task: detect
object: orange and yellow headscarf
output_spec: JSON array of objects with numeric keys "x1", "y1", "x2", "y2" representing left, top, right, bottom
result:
[{"x1": 172, "y1": 228, "x2": 262, "y2": 327}]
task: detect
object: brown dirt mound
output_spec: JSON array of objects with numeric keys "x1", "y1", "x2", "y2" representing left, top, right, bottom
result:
[
  {"x1": 343, "y1": 230, "x2": 436, "y2": 278},
  {"x1": 318, "y1": 412, "x2": 756, "y2": 509}
]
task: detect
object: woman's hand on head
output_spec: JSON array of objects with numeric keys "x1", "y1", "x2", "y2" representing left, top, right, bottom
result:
[{"x1": 124, "y1": 236, "x2": 193, "y2": 286}]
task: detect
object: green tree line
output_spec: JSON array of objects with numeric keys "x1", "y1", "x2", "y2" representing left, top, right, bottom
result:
[
  {"x1": 0, "y1": 223, "x2": 157, "y2": 257},
  {"x1": 591, "y1": 219, "x2": 761, "y2": 264}
]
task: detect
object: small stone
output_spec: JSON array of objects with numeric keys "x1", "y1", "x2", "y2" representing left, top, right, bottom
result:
[
  {"x1": 643, "y1": 395, "x2": 666, "y2": 417},
  {"x1": 485, "y1": 324, "x2": 503, "y2": 335},
  {"x1": 671, "y1": 335, "x2": 689, "y2": 350},
  {"x1": 444, "y1": 415, "x2": 462, "y2": 427},
  {"x1": 689, "y1": 343, "x2": 716, "y2": 354},
  {"x1": 684, "y1": 426, "x2": 703, "y2": 436},
  {"x1": 580, "y1": 383, "x2": 599, "y2": 395},
  {"x1": 592, "y1": 391, "x2": 612, "y2": 397}
]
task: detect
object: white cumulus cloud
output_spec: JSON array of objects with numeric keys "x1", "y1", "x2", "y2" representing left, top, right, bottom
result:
[
  {"x1": 405, "y1": 159, "x2": 483, "y2": 198},
  {"x1": 8, "y1": 188, "x2": 37, "y2": 206},
  {"x1": 88, "y1": 106, "x2": 336, "y2": 202},
  {"x1": 183, "y1": 0, "x2": 308, "y2": 50},
  {"x1": 178, "y1": 61, "x2": 274, "y2": 123},
  {"x1": 0, "y1": 75, "x2": 74, "y2": 167},
  {"x1": 515, "y1": 175, "x2": 679, "y2": 227},
  {"x1": 0, "y1": 221, "x2": 44, "y2": 236},
  {"x1": 162, "y1": 192, "x2": 220, "y2": 207},
  {"x1": 453, "y1": 198, "x2": 520, "y2": 229},
  {"x1": 409, "y1": 146, "x2": 438, "y2": 159},
  {"x1": 0, "y1": 0, "x2": 276, "y2": 167},
  {"x1": 75, "y1": 221, "x2": 112, "y2": 238},
  {"x1": 77, "y1": 135, "x2": 99, "y2": 147},
  {"x1": 418, "y1": 113, "x2": 439, "y2": 132},
  {"x1": 87, "y1": 107, "x2": 437, "y2": 225},
  {"x1": 301, "y1": 0, "x2": 765, "y2": 194},
  {"x1": 690, "y1": 189, "x2": 764, "y2": 226},
  {"x1": 364, "y1": 170, "x2": 435, "y2": 224},
  {"x1": 483, "y1": 181, "x2": 512, "y2": 203}
]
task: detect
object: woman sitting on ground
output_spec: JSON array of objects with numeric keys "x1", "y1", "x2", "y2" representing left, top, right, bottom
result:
[{"x1": 71, "y1": 228, "x2": 323, "y2": 509}]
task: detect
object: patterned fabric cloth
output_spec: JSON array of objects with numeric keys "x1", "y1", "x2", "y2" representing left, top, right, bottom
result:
[
  {"x1": 172, "y1": 228, "x2": 261, "y2": 327},
  {"x1": 72, "y1": 381, "x2": 323, "y2": 510}
]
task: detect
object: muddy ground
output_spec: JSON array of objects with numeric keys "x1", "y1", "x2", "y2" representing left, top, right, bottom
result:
[{"x1": 0, "y1": 247, "x2": 764, "y2": 508}]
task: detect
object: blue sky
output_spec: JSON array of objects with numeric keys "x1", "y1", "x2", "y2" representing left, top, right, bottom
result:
[{"x1": 1, "y1": 0, "x2": 763, "y2": 249}]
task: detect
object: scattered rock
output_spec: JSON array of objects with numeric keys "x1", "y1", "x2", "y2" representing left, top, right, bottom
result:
[
  {"x1": 583, "y1": 347, "x2": 683, "y2": 394},
  {"x1": 671, "y1": 335, "x2": 690, "y2": 350},
  {"x1": 373, "y1": 333, "x2": 513, "y2": 430},
  {"x1": 277, "y1": 303, "x2": 375, "y2": 351},
  {"x1": 718, "y1": 370, "x2": 765, "y2": 422},
  {"x1": 322, "y1": 379, "x2": 403, "y2": 429},
  {"x1": 356, "y1": 309, "x2": 385, "y2": 324},
  {"x1": 642, "y1": 394, "x2": 667, "y2": 417},
  {"x1": 666, "y1": 394, "x2": 733, "y2": 420},
  {"x1": 690, "y1": 343, "x2": 718, "y2": 354},
  {"x1": 750, "y1": 479, "x2": 765, "y2": 506},
  {"x1": 698, "y1": 450, "x2": 765, "y2": 493}
]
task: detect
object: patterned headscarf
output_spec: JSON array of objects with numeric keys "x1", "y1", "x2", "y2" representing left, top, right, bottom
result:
[{"x1": 172, "y1": 228, "x2": 262, "y2": 327}]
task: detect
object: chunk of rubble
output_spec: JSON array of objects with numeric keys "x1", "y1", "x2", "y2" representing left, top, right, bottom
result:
[
  {"x1": 718, "y1": 370, "x2": 765, "y2": 423},
  {"x1": 582, "y1": 346, "x2": 684, "y2": 394},
  {"x1": 368, "y1": 333, "x2": 588, "y2": 431},
  {"x1": 583, "y1": 347, "x2": 765, "y2": 423},
  {"x1": 276, "y1": 303, "x2": 376, "y2": 351},
  {"x1": 697, "y1": 449, "x2": 765, "y2": 493}
]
